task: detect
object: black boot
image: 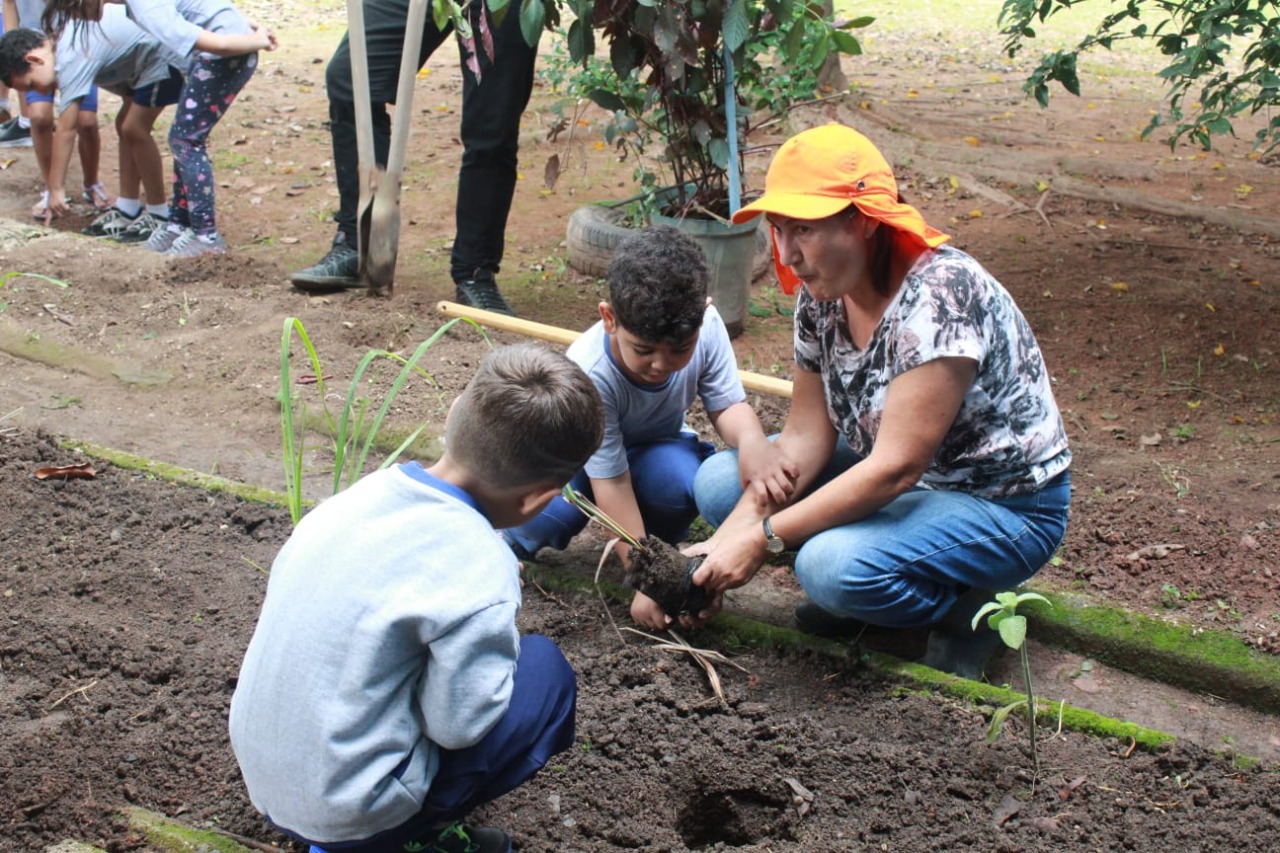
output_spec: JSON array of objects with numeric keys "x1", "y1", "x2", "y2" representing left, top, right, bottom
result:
[
  {"x1": 919, "y1": 587, "x2": 1006, "y2": 680},
  {"x1": 794, "y1": 599, "x2": 868, "y2": 638}
]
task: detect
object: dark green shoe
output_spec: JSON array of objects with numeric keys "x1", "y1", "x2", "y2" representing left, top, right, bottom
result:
[{"x1": 290, "y1": 239, "x2": 359, "y2": 290}]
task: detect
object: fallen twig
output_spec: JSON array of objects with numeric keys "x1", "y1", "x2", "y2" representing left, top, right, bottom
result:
[
  {"x1": 595, "y1": 538, "x2": 626, "y2": 645},
  {"x1": 621, "y1": 626, "x2": 750, "y2": 704},
  {"x1": 50, "y1": 679, "x2": 98, "y2": 709}
]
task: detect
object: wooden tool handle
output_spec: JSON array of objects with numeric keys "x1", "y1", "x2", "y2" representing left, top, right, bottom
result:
[{"x1": 436, "y1": 301, "x2": 793, "y2": 399}]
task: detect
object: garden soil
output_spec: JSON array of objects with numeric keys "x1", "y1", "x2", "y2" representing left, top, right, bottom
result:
[
  {"x1": 1, "y1": 1, "x2": 1279, "y2": 849},
  {"x1": 3, "y1": 428, "x2": 1280, "y2": 853}
]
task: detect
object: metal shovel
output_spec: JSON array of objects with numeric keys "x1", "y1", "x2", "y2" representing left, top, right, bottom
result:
[{"x1": 357, "y1": 0, "x2": 430, "y2": 293}]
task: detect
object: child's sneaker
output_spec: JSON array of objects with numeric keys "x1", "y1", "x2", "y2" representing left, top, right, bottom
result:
[
  {"x1": 412, "y1": 822, "x2": 511, "y2": 853},
  {"x1": 165, "y1": 229, "x2": 226, "y2": 257},
  {"x1": 32, "y1": 190, "x2": 50, "y2": 221},
  {"x1": 0, "y1": 117, "x2": 33, "y2": 148},
  {"x1": 81, "y1": 207, "x2": 137, "y2": 238},
  {"x1": 143, "y1": 224, "x2": 184, "y2": 253},
  {"x1": 114, "y1": 211, "x2": 166, "y2": 244}
]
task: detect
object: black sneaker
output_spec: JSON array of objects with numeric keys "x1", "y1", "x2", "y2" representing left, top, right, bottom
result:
[
  {"x1": 404, "y1": 821, "x2": 511, "y2": 853},
  {"x1": 0, "y1": 117, "x2": 33, "y2": 148},
  {"x1": 114, "y1": 211, "x2": 167, "y2": 244},
  {"x1": 455, "y1": 274, "x2": 514, "y2": 316},
  {"x1": 290, "y1": 238, "x2": 359, "y2": 289},
  {"x1": 82, "y1": 208, "x2": 137, "y2": 238}
]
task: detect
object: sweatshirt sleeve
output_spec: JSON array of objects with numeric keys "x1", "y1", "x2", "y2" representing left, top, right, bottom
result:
[
  {"x1": 126, "y1": 0, "x2": 204, "y2": 57},
  {"x1": 416, "y1": 601, "x2": 520, "y2": 749}
]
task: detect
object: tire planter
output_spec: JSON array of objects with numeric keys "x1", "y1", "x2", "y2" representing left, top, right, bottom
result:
[{"x1": 565, "y1": 203, "x2": 774, "y2": 284}]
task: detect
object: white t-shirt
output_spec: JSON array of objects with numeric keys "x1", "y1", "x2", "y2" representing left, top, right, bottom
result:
[{"x1": 53, "y1": 5, "x2": 181, "y2": 113}]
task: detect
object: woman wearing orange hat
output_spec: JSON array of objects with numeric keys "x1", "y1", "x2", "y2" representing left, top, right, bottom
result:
[{"x1": 688, "y1": 124, "x2": 1071, "y2": 679}]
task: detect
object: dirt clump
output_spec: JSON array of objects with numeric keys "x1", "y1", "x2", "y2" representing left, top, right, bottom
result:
[{"x1": 626, "y1": 536, "x2": 707, "y2": 617}]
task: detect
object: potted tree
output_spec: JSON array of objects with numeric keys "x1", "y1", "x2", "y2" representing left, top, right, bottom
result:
[{"x1": 554, "y1": 0, "x2": 872, "y2": 335}]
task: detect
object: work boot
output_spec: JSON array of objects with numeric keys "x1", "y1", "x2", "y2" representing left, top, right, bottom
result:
[
  {"x1": 455, "y1": 271, "x2": 515, "y2": 316},
  {"x1": 919, "y1": 587, "x2": 1006, "y2": 680},
  {"x1": 794, "y1": 599, "x2": 868, "y2": 639},
  {"x1": 290, "y1": 234, "x2": 359, "y2": 289}
]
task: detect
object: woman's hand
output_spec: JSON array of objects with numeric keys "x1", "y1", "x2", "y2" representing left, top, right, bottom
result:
[
  {"x1": 687, "y1": 520, "x2": 768, "y2": 599},
  {"x1": 679, "y1": 590, "x2": 723, "y2": 629},
  {"x1": 630, "y1": 590, "x2": 671, "y2": 631}
]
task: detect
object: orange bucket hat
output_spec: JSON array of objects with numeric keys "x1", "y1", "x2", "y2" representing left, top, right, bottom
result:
[{"x1": 733, "y1": 123, "x2": 950, "y2": 293}]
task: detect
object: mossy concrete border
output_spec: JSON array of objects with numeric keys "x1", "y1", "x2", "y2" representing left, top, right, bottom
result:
[
  {"x1": 525, "y1": 564, "x2": 1176, "y2": 752},
  {"x1": 60, "y1": 439, "x2": 299, "y2": 510},
  {"x1": 51, "y1": 439, "x2": 1271, "y2": 735},
  {"x1": 1019, "y1": 587, "x2": 1280, "y2": 716}
]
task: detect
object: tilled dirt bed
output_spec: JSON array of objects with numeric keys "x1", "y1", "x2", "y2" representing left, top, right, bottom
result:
[{"x1": 2, "y1": 428, "x2": 1278, "y2": 853}]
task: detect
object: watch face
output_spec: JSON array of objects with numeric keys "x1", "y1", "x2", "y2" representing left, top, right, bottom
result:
[{"x1": 767, "y1": 537, "x2": 785, "y2": 555}]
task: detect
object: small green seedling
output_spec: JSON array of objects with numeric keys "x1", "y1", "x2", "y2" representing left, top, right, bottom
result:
[{"x1": 973, "y1": 591, "x2": 1051, "y2": 775}]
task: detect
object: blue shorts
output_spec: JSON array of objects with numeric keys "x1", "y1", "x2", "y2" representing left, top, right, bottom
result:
[
  {"x1": 131, "y1": 66, "x2": 184, "y2": 108},
  {"x1": 27, "y1": 86, "x2": 100, "y2": 112}
]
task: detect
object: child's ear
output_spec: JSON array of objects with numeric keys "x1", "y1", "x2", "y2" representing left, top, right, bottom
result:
[
  {"x1": 598, "y1": 302, "x2": 617, "y2": 333},
  {"x1": 519, "y1": 483, "x2": 563, "y2": 518}
]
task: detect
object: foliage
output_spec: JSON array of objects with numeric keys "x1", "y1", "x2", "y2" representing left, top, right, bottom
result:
[
  {"x1": 551, "y1": 0, "x2": 872, "y2": 215},
  {"x1": 278, "y1": 317, "x2": 489, "y2": 525},
  {"x1": 973, "y1": 590, "x2": 1052, "y2": 774},
  {"x1": 999, "y1": 0, "x2": 1280, "y2": 151}
]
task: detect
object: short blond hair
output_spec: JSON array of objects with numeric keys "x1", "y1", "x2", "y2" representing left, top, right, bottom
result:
[{"x1": 446, "y1": 343, "x2": 604, "y2": 488}]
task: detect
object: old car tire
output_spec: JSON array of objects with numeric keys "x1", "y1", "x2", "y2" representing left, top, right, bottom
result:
[
  {"x1": 565, "y1": 203, "x2": 773, "y2": 281},
  {"x1": 566, "y1": 204, "x2": 629, "y2": 279}
]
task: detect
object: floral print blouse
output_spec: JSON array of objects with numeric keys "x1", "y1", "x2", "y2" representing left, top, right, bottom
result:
[{"x1": 793, "y1": 245, "x2": 1071, "y2": 498}]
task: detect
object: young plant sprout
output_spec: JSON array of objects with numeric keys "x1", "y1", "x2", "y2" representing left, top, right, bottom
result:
[
  {"x1": 562, "y1": 486, "x2": 707, "y2": 617},
  {"x1": 973, "y1": 591, "x2": 1051, "y2": 775}
]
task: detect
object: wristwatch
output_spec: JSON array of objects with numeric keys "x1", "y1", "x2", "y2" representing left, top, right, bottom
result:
[{"x1": 762, "y1": 516, "x2": 786, "y2": 555}]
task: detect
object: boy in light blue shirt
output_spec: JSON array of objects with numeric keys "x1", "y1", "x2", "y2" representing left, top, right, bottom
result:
[
  {"x1": 503, "y1": 225, "x2": 796, "y2": 630},
  {"x1": 230, "y1": 344, "x2": 604, "y2": 853}
]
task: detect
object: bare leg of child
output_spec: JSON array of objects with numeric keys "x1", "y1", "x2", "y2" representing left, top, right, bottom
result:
[{"x1": 28, "y1": 98, "x2": 53, "y2": 218}]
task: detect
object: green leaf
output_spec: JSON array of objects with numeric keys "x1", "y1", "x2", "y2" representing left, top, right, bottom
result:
[
  {"x1": 971, "y1": 602, "x2": 1002, "y2": 631},
  {"x1": 518, "y1": 0, "x2": 545, "y2": 49},
  {"x1": 986, "y1": 700, "x2": 1025, "y2": 743},
  {"x1": 432, "y1": 0, "x2": 452, "y2": 34},
  {"x1": 997, "y1": 613, "x2": 1028, "y2": 650},
  {"x1": 831, "y1": 30, "x2": 863, "y2": 56},
  {"x1": 841, "y1": 16, "x2": 875, "y2": 29},
  {"x1": 723, "y1": 0, "x2": 750, "y2": 52},
  {"x1": 588, "y1": 88, "x2": 627, "y2": 112}
]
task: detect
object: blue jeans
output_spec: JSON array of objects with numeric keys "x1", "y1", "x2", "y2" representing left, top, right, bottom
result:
[
  {"x1": 693, "y1": 442, "x2": 1071, "y2": 629},
  {"x1": 305, "y1": 635, "x2": 575, "y2": 852},
  {"x1": 504, "y1": 435, "x2": 716, "y2": 555}
]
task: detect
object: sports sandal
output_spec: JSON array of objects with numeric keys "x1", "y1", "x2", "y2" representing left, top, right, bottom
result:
[
  {"x1": 82, "y1": 183, "x2": 112, "y2": 211},
  {"x1": 31, "y1": 190, "x2": 49, "y2": 220}
]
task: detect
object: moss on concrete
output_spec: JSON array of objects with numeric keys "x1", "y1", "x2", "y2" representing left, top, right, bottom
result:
[
  {"x1": 524, "y1": 564, "x2": 1176, "y2": 752},
  {"x1": 0, "y1": 318, "x2": 170, "y2": 386},
  {"x1": 126, "y1": 806, "x2": 256, "y2": 852},
  {"x1": 1020, "y1": 586, "x2": 1280, "y2": 716},
  {"x1": 62, "y1": 440, "x2": 296, "y2": 509}
]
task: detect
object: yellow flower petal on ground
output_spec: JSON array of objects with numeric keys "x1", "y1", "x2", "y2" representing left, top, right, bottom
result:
[
  {"x1": 963, "y1": 136, "x2": 980, "y2": 146},
  {"x1": 1110, "y1": 281, "x2": 1129, "y2": 292},
  {"x1": 1213, "y1": 343, "x2": 1225, "y2": 356},
  {"x1": 968, "y1": 209, "x2": 983, "y2": 219}
]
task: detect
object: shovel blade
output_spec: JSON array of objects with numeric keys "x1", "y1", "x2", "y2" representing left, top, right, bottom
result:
[{"x1": 363, "y1": 170, "x2": 402, "y2": 291}]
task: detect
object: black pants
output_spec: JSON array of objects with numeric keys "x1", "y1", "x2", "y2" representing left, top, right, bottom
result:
[{"x1": 325, "y1": 0, "x2": 538, "y2": 282}]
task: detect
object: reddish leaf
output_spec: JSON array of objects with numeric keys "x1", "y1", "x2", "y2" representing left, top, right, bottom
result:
[
  {"x1": 34, "y1": 463, "x2": 97, "y2": 481},
  {"x1": 1059, "y1": 775, "x2": 1087, "y2": 800}
]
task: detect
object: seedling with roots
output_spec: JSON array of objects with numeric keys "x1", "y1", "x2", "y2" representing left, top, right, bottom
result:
[
  {"x1": 973, "y1": 591, "x2": 1051, "y2": 775},
  {"x1": 562, "y1": 486, "x2": 706, "y2": 617}
]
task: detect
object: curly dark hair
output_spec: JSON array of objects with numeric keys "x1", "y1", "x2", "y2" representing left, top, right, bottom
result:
[
  {"x1": 606, "y1": 225, "x2": 708, "y2": 345},
  {"x1": 0, "y1": 28, "x2": 45, "y2": 88}
]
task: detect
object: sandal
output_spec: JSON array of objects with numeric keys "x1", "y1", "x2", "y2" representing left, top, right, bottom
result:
[
  {"x1": 83, "y1": 183, "x2": 112, "y2": 211},
  {"x1": 31, "y1": 190, "x2": 50, "y2": 220}
]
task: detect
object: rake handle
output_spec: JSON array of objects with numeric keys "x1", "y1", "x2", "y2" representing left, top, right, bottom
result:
[{"x1": 436, "y1": 301, "x2": 793, "y2": 399}]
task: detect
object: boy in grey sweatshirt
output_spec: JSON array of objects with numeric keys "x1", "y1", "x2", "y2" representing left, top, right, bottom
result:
[{"x1": 230, "y1": 344, "x2": 604, "y2": 853}]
